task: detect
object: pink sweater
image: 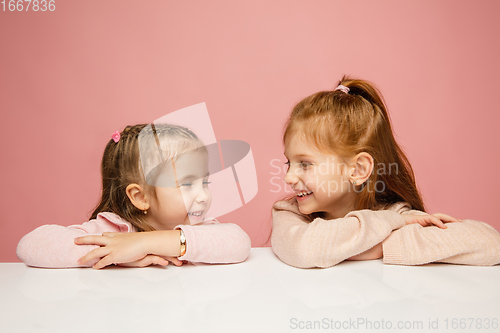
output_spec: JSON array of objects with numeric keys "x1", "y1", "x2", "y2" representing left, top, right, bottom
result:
[
  {"x1": 17, "y1": 212, "x2": 251, "y2": 268},
  {"x1": 272, "y1": 199, "x2": 500, "y2": 268}
]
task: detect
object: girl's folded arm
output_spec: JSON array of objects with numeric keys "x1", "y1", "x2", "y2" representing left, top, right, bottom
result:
[
  {"x1": 16, "y1": 218, "x2": 126, "y2": 268},
  {"x1": 175, "y1": 223, "x2": 251, "y2": 264},
  {"x1": 271, "y1": 206, "x2": 406, "y2": 268}
]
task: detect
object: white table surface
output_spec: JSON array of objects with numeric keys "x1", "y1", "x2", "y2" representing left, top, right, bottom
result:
[{"x1": 1, "y1": 248, "x2": 499, "y2": 333}]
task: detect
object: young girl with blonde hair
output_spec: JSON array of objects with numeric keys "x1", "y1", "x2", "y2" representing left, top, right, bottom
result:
[
  {"x1": 272, "y1": 76, "x2": 500, "y2": 268},
  {"x1": 17, "y1": 124, "x2": 250, "y2": 269}
]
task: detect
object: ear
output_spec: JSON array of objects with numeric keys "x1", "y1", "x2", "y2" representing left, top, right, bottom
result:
[
  {"x1": 349, "y1": 152, "x2": 374, "y2": 186},
  {"x1": 126, "y1": 184, "x2": 150, "y2": 211}
]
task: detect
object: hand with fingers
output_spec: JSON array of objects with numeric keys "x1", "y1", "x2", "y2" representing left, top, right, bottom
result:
[
  {"x1": 402, "y1": 213, "x2": 462, "y2": 229},
  {"x1": 74, "y1": 232, "x2": 183, "y2": 269}
]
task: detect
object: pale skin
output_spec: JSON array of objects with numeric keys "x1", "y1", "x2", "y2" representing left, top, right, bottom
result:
[
  {"x1": 75, "y1": 151, "x2": 212, "y2": 269},
  {"x1": 75, "y1": 230, "x2": 184, "y2": 269},
  {"x1": 76, "y1": 180, "x2": 211, "y2": 269},
  {"x1": 74, "y1": 183, "x2": 186, "y2": 269},
  {"x1": 284, "y1": 135, "x2": 461, "y2": 262}
]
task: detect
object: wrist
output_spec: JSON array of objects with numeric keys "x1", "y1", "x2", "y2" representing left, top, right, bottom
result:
[
  {"x1": 145, "y1": 230, "x2": 183, "y2": 257},
  {"x1": 167, "y1": 230, "x2": 182, "y2": 257},
  {"x1": 179, "y1": 229, "x2": 186, "y2": 257}
]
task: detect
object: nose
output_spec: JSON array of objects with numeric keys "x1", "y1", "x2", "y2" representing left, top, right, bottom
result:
[
  {"x1": 195, "y1": 184, "x2": 210, "y2": 203},
  {"x1": 284, "y1": 166, "x2": 299, "y2": 186}
]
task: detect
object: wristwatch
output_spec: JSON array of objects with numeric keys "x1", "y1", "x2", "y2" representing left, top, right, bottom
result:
[{"x1": 179, "y1": 229, "x2": 186, "y2": 256}]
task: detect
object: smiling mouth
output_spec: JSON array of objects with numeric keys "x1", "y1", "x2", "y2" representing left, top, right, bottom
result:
[
  {"x1": 188, "y1": 210, "x2": 204, "y2": 217},
  {"x1": 297, "y1": 191, "x2": 313, "y2": 198}
]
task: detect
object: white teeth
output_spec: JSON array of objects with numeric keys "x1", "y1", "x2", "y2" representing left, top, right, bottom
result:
[
  {"x1": 297, "y1": 191, "x2": 312, "y2": 197},
  {"x1": 188, "y1": 211, "x2": 202, "y2": 217}
]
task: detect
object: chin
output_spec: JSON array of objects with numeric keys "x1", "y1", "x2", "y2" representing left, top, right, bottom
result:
[{"x1": 297, "y1": 205, "x2": 313, "y2": 215}]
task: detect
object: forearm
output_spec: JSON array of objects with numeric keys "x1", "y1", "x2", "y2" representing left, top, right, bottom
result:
[
  {"x1": 272, "y1": 208, "x2": 405, "y2": 268},
  {"x1": 143, "y1": 230, "x2": 182, "y2": 257},
  {"x1": 383, "y1": 219, "x2": 500, "y2": 266},
  {"x1": 347, "y1": 243, "x2": 383, "y2": 261},
  {"x1": 18, "y1": 215, "x2": 133, "y2": 268},
  {"x1": 176, "y1": 224, "x2": 251, "y2": 263},
  {"x1": 17, "y1": 225, "x2": 99, "y2": 268}
]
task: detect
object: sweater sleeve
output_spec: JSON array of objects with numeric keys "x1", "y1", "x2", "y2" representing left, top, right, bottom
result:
[
  {"x1": 271, "y1": 200, "x2": 406, "y2": 268},
  {"x1": 175, "y1": 220, "x2": 251, "y2": 264},
  {"x1": 383, "y1": 218, "x2": 500, "y2": 266},
  {"x1": 16, "y1": 214, "x2": 132, "y2": 268}
]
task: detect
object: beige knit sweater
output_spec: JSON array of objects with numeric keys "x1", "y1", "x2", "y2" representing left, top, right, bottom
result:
[{"x1": 271, "y1": 199, "x2": 500, "y2": 268}]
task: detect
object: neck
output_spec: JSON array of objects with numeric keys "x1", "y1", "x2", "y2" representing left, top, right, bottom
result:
[{"x1": 323, "y1": 192, "x2": 357, "y2": 220}]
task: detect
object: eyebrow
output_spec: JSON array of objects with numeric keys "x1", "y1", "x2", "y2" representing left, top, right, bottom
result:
[{"x1": 284, "y1": 153, "x2": 315, "y2": 159}]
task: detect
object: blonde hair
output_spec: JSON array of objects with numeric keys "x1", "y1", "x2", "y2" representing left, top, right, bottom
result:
[
  {"x1": 91, "y1": 124, "x2": 204, "y2": 231},
  {"x1": 284, "y1": 76, "x2": 426, "y2": 215}
]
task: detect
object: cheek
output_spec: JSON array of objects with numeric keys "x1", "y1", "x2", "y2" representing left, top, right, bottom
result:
[
  {"x1": 174, "y1": 198, "x2": 189, "y2": 214},
  {"x1": 179, "y1": 190, "x2": 199, "y2": 209},
  {"x1": 335, "y1": 160, "x2": 350, "y2": 176},
  {"x1": 299, "y1": 171, "x2": 316, "y2": 188},
  {"x1": 161, "y1": 189, "x2": 188, "y2": 212}
]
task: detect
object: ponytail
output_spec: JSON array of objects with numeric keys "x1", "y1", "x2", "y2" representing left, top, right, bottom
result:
[
  {"x1": 338, "y1": 77, "x2": 425, "y2": 212},
  {"x1": 284, "y1": 76, "x2": 426, "y2": 213}
]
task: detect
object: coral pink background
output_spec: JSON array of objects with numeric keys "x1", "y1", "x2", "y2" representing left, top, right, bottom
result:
[{"x1": 1, "y1": 1, "x2": 499, "y2": 262}]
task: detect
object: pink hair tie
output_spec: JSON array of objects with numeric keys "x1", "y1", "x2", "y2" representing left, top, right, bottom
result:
[
  {"x1": 334, "y1": 84, "x2": 350, "y2": 94},
  {"x1": 111, "y1": 130, "x2": 121, "y2": 143}
]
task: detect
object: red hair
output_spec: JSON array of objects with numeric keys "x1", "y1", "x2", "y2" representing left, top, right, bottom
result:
[{"x1": 283, "y1": 76, "x2": 426, "y2": 214}]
